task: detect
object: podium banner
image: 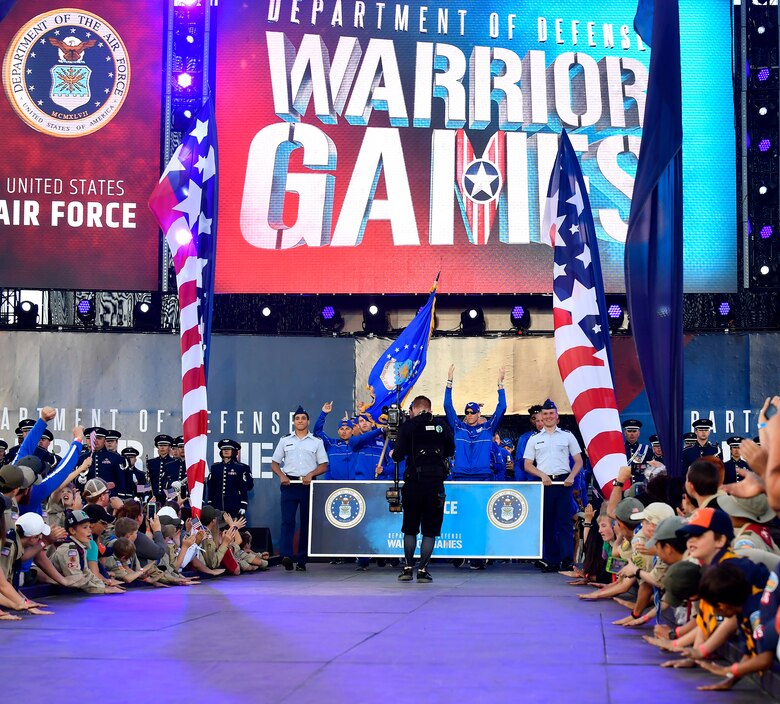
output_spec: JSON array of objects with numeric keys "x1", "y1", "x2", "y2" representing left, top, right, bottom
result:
[{"x1": 309, "y1": 481, "x2": 543, "y2": 559}]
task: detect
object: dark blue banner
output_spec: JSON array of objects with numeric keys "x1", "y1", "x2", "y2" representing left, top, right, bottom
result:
[{"x1": 309, "y1": 481, "x2": 543, "y2": 559}]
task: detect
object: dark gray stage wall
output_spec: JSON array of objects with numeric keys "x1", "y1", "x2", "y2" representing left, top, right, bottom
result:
[{"x1": 0, "y1": 332, "x2": 356, "y2": 533}]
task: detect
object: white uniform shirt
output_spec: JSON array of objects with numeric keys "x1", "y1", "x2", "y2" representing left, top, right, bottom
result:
[
  {"x1": 271, "y1": 432, "x2": 328, "y2": 477},
  {"x1": 523, "y1": 427, "x2": 581, "y2": 477}
]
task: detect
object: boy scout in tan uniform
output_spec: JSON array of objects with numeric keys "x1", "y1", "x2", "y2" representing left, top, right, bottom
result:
[
  {"x1": 52, "y1": 510, "x2": 121, "y2": 594},
  {"x1": 200, "y1": 506, "x2": 230, "y2": 570}
]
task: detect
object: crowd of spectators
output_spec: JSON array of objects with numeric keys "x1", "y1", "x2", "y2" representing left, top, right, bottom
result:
[
  {"x1": 566, "y1": 396, "x2": 780, "y2": 692},
  {"x1": 0, "y1": 407, "x2": 268, "y2": 620}
]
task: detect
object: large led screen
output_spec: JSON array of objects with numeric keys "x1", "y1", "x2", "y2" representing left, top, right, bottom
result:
[
  {"x1": 0, "y1": 0, "x2": 163, "y2": 290},
  {"x1": 215, "y1": 0, "x2": 736, "y2": 294}
]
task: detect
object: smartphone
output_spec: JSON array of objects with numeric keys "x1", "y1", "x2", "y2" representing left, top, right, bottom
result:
[
  {"x1": 146, "y1": 501, "x2": 157, "y2": 520},
  {"x1": 606, "y1": 556, "x2": 628, "y2": 574},
  {"x1": 767, "y1": 402, "x2": 778, "y2": 420}
]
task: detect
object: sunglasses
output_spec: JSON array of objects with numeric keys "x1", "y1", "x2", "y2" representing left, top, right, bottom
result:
[{"x1": 464, "y1": 410, "x2": 477, "y2": 415}]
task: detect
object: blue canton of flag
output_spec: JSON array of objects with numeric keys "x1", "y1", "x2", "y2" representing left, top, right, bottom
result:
[
  {"x1": 149, "y1": 96, "x2": 218, "y2": 380},
  {"x1": 363, "y1": 279, "x2": 438, "y2": 421},
  {"x1": 542, "y1": 130, "x2": 626, "y2": 493}
]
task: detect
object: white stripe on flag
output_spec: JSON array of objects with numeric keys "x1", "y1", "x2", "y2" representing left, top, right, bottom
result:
[
  {"x1": 562, "y1": 365, "x2": 616, "y2": 404},
  {"x1": 182, "y1": 385, "x2": 208, "y2": 419},
  {"x1": 577, "y1": 407, "x2": 623, "y2": 445},
  {"x1": 180, "y1": 344, "x2": 203, "y2": 375}
]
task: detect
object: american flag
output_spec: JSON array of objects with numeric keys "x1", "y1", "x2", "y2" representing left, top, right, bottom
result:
[
  {"x1": 541, "y1": 130, "x2": 626, "y2": 494},
  {"x1": 148, "y1": 97, "x2": 217, "y2": 517}
]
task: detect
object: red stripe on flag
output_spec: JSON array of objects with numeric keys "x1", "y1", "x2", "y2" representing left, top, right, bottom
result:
[
  {"x1": 178, "y1": 280, "x2": 198, "y2": 308},
  {"x1": 553, "y1": 308, "x2": 572, "y2": 328},
  {"x1": 571, "y1": 387, "x2": 619, "y2": 419},
  {"x1": 182, "y1": 365, "x2": 205, "y2": 394},
  {"x1": 557, "y1": 345, "x2": 605, "y2": 380},
  {"x1": 585, "y1": 431, "x2": 627, "y2": 469},
  {"x1": 180, "y1": 325, "x2": 201, "y2": 353},
  {"x1": 183, "y1": 409, "x2": 209, "y2": 438}
]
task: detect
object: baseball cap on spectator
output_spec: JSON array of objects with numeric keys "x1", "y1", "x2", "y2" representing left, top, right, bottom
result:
[
  {"x1": 201, "y1": 505, "x2": 221, "y2": 526},
  {"x1": 675, "y1": 507, "x2": 735, "y2": 542},
  {"x1": 159, "y1": 515, "x2": 183, "y2": 530},
  {"x1": 500, "y1": 438, "x2": 513, "y2": 448},
  {"x1": 83, "y1": 504, "x2": 113, "y2": 524},
  {"x1": 663, "y1": 560, "x2": 702, "y2": 607},
  {"x1": 614, "y1": 498, "x2": 645, "y2": 528},
  {"x1": 0, "y1": 464, "x2": 31, "y2": 490},
  {"x1": 632, "y1": 502, "x2": 675, "y2": 525},
  {"x1": 17, "y1": 454, "x2": 44, "y2": 478},
  {"x1": 83, "y1": 478, "x2": 108, "y2": 499},
  {"x1": 646, "y1": 516, "x2": 687, "y2": 549},
  {"x1": 464, "y1": 402, "x2": 480, "y2": 415},
  {"x1": 157, "y1": 506, "x2": 179, "y2": 520},
  {"x1": 718, "y1": 494, "x2": 775, "y2": 524},
  {"x1": 16, "y1": 511, "x2": 51, "y2": 537},
  {"x1": 65, "y1": 509, "x2": 92, "y2": 528}
]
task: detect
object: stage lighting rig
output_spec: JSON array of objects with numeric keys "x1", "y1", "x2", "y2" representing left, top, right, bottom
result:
[
  {"x1": 14, "y1": 300, "x2": 38, "y2": 329},
  {"x1": 318, "y1": 305, "x2": 344, "y2": 334},
  {"x1": 509, "y1": 304, "x2": 531, "y2": 333},
  {"x1": 76, "y1": 298, "x2": 96, "y2": 325},
  {"x1": 460, "y1": 307, "x2": 485, "y2": 336},
  {"x1": 362, "y1": 303, "x2": 388, "y2": 335}
]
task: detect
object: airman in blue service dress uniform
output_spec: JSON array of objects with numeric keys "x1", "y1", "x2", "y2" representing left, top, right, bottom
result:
[
  {"x1": 161, "y1": 436, "x2": 189, "y2": 496},
  {"x1": 146, "y1": 434, "x2": 176, "y2": 499},
  {"x1": 621, "y1": 418, "x2": 651, "y2": 483},
  {"x1": 681, "y1": 418, "x2": 721, "y2": 475},
  {"x1": 207, "y1": 439, "x2": 254, "y2": 517},
  {"x1": 80, "y1": 427, "x2": 124, "y2": 497},
  {"x1": 648, "y1": 434, "x2": 664, "y2": 464},
  {"x1": 3, "y1": 419, "x2": 35, "y2": 465},
  {"x1": 120, "y1": 446, "x2": 147, "y2": 499},
  {"x1": 270, "y1": 407, "x2": 329, "y2": 571},
  {"x1": 723, "y1": 436, "x2": 750, "y2": 484}
]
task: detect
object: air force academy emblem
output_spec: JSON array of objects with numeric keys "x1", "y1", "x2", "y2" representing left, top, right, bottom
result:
[{"x1": 2, "y1": 10, "x2": 130, "y2": 137}]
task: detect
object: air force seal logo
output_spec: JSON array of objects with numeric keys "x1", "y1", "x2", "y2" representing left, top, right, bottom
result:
[
  {"x1": 2, "y1": 10, "x2": 130, "y2": 137},
  {"x1": 325, "y1": 488, "x2": 366, "y2": 529},
  {"x1": 487, "y1": 489, "x2": 528, "y2": 530}
]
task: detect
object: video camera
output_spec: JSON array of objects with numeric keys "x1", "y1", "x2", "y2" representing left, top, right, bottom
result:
[{"x1": 383, "y1": 402, "x2": 408, "y2": 440}]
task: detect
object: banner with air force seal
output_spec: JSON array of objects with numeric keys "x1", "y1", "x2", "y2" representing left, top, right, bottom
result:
[{"x1": 309, "y1": 481, "x2": 543, "y2": 559}]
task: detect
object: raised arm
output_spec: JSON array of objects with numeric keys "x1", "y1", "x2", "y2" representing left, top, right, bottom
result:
[{"x1": 443, "y1": 364, "x2": 459, "y2": 430}]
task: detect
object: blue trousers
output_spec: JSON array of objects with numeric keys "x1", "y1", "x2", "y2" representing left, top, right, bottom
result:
[
  {"x1": 280, "y1": 483, "x2": 310, "y2": 565},
  {"x1": 542, "y1": 484, "x2": 574, "y2": 566}
]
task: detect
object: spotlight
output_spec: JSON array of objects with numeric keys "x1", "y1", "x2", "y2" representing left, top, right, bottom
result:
[
  {"x1": 318, "y1": 305, "x2": 344, "y2": 333},
  {"x1": 460, "y1": 307, "x2": 485, "y2": 336},
  {"x1": 133, "y1": 300, "x2": 159, "y2": 331},
  {"x1": 257, "y1": 305, "x2": 278, "y2": 334},
  {"x1": 14, "y1": 300, "x2": 38, "y2": 329},
  {"x1": 760, "y1": 225, "x2": 773, "y2": 239},
  {"x1": 177, "y1": 73, "x2": 193, "y2": 88},
  {"x1": 76, "y1": 298, "x2": 96, "y2": 324},
  {"x1": 759, "y1": 185, "x2": 768, "y2": 194},
  {"x1": 759, "y1": 107, "x2": 768, "y2": 116},
  {"x1": 363, "y1": 304, "x2": 388, "y2": 335},
  {"x1": 758, "y1": 67, "x2": 770, "y2": 82},
  {"x1": 186, "y1": 35, "x2": 195, "y2": 44},
  {"x1": 758, "y1": 25, "x2": 766, "y2": 35},
  {"x1": 760, "y1": 265, "x2": 770, "y2": 276},
  {"x1": 509, "y1": 304, "x2": 531, "y2": 333},
  {"x1": 606, "y1": 302, "x2": 625, "y2": 332},
  {"x1": 718, "y1": 302, "x2": 730, "y2": 316},
  {"x1": 759, "y1": 138, "x2": 772, "y2": 152}
]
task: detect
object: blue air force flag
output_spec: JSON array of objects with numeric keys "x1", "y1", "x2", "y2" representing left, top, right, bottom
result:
[{"x1": 363, "y1": 281, "x2": 438, "y2": 420}]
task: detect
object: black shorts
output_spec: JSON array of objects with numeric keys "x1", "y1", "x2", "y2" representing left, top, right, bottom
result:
[{"x1": 401, "y1": 478, "x2": 445, "y2": 538}]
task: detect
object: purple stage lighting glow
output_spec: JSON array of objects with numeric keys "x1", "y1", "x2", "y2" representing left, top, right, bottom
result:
[
  {"x1": 77, "y1": 299, "x2": 92, "y2": 315},
  {"x1": 761, "y1": 225, "x2": 773, "y2": 239},
  {"x1": 512, "y1": 305, "x2": 525, "y2": 319},
  {"x1": 607, "y1": 304, "x2": 623, "y2": 319},
  {"x1": 759, "y1": 139, "x2": 771, "y2": 152},
  {"x1": 177, "y1": 73, "x2": 193, "y2": 88},
  {"x1": 718, "y1": 302, "x2": 730, "y2": 316},
  {"x1": 322, "y1": 306, "x2": 335, "y2": 320},
  {"x1": 758, "y1": 67, "x2": 770, "y2": 82}
]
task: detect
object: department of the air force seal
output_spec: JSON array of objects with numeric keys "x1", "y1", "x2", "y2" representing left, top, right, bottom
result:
[
  {"x1": 2, "y1": 9, "x2": 130, "y2": 137},
  {"x1": 487, "y1": 489, "x2": 528, "y2": 530},
  {"x1": 325, "y1": 488, "x2": 366, "y2": 529}
]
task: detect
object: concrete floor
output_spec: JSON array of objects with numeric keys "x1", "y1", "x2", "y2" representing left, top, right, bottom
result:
[{"x1": 2, "y1": 563, "x2": 773, "y2": 704}]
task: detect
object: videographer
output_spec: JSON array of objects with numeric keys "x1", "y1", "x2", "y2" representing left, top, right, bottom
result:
[{"x1": 391, "y1": 396, "x2": 455, "y2": 583}]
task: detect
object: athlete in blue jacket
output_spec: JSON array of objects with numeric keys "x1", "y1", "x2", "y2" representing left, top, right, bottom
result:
[
  {"x1": 443, "y1": 365, "x2": 506, "y2": 480},
  {"x1": 313, "y1": 402, "x2": 356, "y2": 480},
  {"x1": 349, "y1": 414, "x2": 388, "y2": 480}
]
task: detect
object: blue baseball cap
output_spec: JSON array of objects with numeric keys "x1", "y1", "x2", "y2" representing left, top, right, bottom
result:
[{"x1": 464, "y1": 402, "x2": 480, "y2": 414}]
